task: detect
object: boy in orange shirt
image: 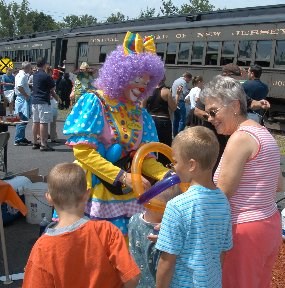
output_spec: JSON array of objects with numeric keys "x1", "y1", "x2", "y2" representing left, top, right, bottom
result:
[{"x1": 23, "y1": 163, "x2": 140, "y2": 288}]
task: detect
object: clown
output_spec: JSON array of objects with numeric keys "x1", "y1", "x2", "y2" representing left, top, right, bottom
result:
[{"x1": 62, "y1": 32, "x2": 169, "y2": 235}]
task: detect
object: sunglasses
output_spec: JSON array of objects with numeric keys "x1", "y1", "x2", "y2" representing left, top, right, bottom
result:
[{"x1": 205, "y1": 105, "x2": 227, "y2": 119}]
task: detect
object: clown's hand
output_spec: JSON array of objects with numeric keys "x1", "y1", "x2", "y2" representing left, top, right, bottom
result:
[{"x1": 120, "y1": 172, "x2": 151, "y2": 192}]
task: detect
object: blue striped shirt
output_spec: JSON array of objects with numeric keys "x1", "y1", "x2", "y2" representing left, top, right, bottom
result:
[{"x1": 156, "y1": 185, "x2": 232, "y2": 288}]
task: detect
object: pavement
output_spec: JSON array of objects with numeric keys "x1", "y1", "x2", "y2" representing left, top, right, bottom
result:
[{"x1": 0, "y1": 119, "x2": 73, "y2": 287}]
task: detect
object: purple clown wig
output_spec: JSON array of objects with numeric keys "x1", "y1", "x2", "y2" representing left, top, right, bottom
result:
[{"x1": 95, "y1": 46, "x2": 165, "y2": 100}]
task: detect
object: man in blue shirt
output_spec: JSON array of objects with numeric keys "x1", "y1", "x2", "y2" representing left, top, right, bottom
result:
[
  {"x1": 242, "y1": 64, "x2": 268, "y2": 101},
  {"x1": 243, "y1": 64, "x2": 268, "y2": 122},
  {"x1": 31, "y1": 57, "x2": 60, "y2": 151}
]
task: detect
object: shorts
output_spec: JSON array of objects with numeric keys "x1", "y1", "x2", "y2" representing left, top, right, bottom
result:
[{"x1": 32, "y1": 103, "x2": 53, "y2": 123}]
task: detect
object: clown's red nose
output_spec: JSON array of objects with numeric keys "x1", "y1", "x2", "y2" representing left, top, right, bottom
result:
[{"x1": 139, "y1": 87, "x2": 145, "y2": 93}]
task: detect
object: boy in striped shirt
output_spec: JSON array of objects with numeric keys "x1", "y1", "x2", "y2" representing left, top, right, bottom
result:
[{"x1": 156, "y1": 126, "x2": 232, "y2": 288}]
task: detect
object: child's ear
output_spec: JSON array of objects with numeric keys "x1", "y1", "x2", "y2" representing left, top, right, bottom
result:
[
  {"x1": 45, "y1": 192, "x2": 54, "y2": 205},
  {"x1": 188, "y1": 159, "x2": 197, "y2": 172}
]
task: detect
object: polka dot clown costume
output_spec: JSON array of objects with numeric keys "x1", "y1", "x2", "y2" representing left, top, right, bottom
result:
[{"x1": 62, "y1": 32, "x2": 169, "y2": 235}]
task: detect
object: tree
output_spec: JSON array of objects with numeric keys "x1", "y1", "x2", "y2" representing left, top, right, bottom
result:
[
  {"x1": 0, "y1": 0, "x2": 33, "y2": 37},
  {"x1": 179, "y1": 0, "x2": 215, "y2": 14},
  {"x1": 28, "y1": 11, "x2": 59, "y2": 32},
  {"x1": 106, "y1": 12, "x2": 127, "y2": 23},
  {"x1": 138, "y1": 7, "x2": 157, "y2": 19},
  {"x1": 160, "y1": 0, "x2": 179, "y2": 16},
  {"x1": 61, "y1": 14, "x2": 97, "y2": 28}
]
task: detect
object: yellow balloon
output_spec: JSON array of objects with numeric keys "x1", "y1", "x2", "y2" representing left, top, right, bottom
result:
[{"x1": 131, "y1": 142, "x2": 180, "y2": 213}]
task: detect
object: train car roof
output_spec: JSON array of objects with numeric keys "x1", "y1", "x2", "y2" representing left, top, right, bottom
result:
[{"x1": 0, "y1": 4, "x2": 285, "y2": 43}]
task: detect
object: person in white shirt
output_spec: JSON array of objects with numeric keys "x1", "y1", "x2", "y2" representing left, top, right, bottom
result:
[
  {"x1": 14, "y1": 61, "x2": 32, "y2": 146},
  {"x1": 185, "y1": 76, "x2": 204, "y2": 127}
]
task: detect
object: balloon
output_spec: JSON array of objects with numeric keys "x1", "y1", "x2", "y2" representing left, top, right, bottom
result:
[
  {"x1": 131, "y1": 142, "x2": 178, "y2": 213},
  {"x1": 138, "y1": 174, "x2": 180, "y2": 204},
  {"x1": 106, "y1": 144, "x2": 122, "y2": 163},
  {"x1": 97, "y1": 143, "x2": 106, "y2": 157}
]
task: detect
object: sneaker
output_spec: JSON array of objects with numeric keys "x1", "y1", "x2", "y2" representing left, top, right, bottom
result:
[
  {"x1": 32, "y1": 143, "x2": 41, "y2": 150},
  {"x1": 14, "y1": 141, "x2": 28, "y2": 146},
  {"x1": 22, "y1": 138, "x2": 32, "y2": 145},
  {"x1": 40, "y1": 145, "x2": 55, "y2": 152}
]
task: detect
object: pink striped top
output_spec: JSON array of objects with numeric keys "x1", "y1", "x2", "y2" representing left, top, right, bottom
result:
[{"x1": 214, "y1": 126, "x2": 280, "y2": 224}]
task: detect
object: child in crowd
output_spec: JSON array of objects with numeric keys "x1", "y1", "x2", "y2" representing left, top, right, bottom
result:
[
  {"x1": 128, "y1": 185, "x2": 181, "y2": 288},
  {"x1": 156, "y1": 126, "x2": 232, "y2": 288},
  {"x1": 23, "y1": 163, "x2": 140, "y2": 288}
]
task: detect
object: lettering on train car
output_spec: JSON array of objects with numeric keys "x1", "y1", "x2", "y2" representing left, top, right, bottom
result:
[
  {"x1": 272, "y1": 81, "x2": 285, "y2": 87},
  {"x1": 175, "y1": 33, "x2": 186, "y2": 39},
  {"x1": 233, "y1": 28, "x2": 285, "y2": 36},
  {"x1": 197, "y1": 32, "x2": 222, "y2": 38},
  {"x1": 91, "y1": 37, "x2": 119, "y2": 43},
  {"x1": 154, "y1": 34, "x2": 168, "y2": 40},
  {"x1": 31, "y1": 43, "x2": 43, "y2": 48}
]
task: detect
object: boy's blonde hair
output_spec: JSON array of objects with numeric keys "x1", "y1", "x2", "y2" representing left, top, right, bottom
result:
[
  {"x1": 47, "y1": 163, "x2": 87, "y2": 208},
  {"x1": 172, "y1": 126, "x2": 219, "y2": 170}
]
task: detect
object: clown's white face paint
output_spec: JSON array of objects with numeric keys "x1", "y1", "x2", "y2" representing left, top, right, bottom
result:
[{"x1": 124, "y1": 74, "x2": 150, "y2": 102}]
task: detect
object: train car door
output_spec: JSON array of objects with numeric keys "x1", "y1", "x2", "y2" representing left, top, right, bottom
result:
[
  {"x1": 60, "y1": 39, "x2": 68, "y2": 68},
  {"x1": 51, "y1": 41, "x2": 56, "y2": 68}
]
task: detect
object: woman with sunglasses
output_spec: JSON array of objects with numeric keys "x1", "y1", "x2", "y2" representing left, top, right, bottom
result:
[{"x1": 200, "y1": 75, "x2": 283, "y2": 288}]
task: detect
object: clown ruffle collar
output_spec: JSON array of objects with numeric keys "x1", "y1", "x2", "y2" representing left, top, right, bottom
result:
[{"x1": 96, "y1": 90, "x2": 141, "y2": 119}]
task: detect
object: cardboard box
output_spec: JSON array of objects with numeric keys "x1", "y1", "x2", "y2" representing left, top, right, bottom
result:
[{"x1": 5, "y1": 168, "x2": 47, "y2": 183}]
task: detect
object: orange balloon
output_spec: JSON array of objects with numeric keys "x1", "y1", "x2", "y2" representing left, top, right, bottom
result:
[{"x1": 131, "y1": 142, "x2": 174, "y2": 213}]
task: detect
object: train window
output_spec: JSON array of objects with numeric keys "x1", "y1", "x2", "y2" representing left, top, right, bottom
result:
[
  {"x1": 255, "y1": 40, "x2": 271, "y2": 67},
  {"x1": 237, "y1": 40, "x2": 253, "y2": 66},
  {"x1": 99, "y1": 46, "x2": 108, "y2": 63},
  {"x1": 165, "y1": 43, "x2": 177, "y2": 64},
  {"x1": 220, "y1": 41, "x2": 235, "y2": 65},
  {"x1": 17, "y1": 50, "x2": 24, "y2": 62},
  {"x1": 99, "y1": 45, "x2": 116, "y2": 63},
  {"x1": 205, "y1": 42, "x2": 219, "y2": 65},
  {"x1": 78, "y1": 42, "x2": 89, "y2": 58},
  {"x1": 177, "y1": 42, "x2": 191, "y2": 64},
  {"x1": 156, "y1": 43, "x2": 166, "y2": 60},
  {"x1": 44, "y1": 49, "x2": 48, "y2": 61},
  {"x1": 275, "y1": 40, "x2": 285, "y2": 66},
  {"x1": 23, "y1": 50, "x2": 29, "y2": 61},
  {"x1": 191, "y1": 42, "x2": 204, "y2": 65}
]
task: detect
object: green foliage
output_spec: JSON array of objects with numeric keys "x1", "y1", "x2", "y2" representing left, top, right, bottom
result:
[
  {"x1": 0, "y1": 0, "x2": 33, "y2": 37},
  {"x1": 61, "y1": 14, "x2": 97, "y2": 28},
  {"x1": 160, "y1": 0, "x2": 179, "y2": 16},
  {"x1": 138, "y1": 7, "x2": 157, "y2": 19},
  {"x1": 28, "y1": 11, "x2": 59, "y2": 32},
  {"x1": 179, "y1": 0, "x2": 215, "y2": 14},
  {"x1": 106, "y1": 12, "x2": 127, "y2": 23},
  {"x1": 0, "y1": 0, "x2": 215, "y2": 37}
]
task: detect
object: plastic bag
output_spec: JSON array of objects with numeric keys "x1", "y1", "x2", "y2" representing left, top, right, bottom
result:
[{"x1": 3, "y1": 90, "x2": 15, "y2": 103}]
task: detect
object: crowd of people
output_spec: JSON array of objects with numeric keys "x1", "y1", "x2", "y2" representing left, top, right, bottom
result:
[{"x1": 9, "y1": 31, "x2": 282, "y2": 288}]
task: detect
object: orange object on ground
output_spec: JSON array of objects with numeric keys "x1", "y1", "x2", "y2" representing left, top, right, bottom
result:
[{"x1": 0, "y1": 180, "x2": 27, "y2": 215}]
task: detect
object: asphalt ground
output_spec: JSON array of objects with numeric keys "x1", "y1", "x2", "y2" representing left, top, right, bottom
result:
[
  {"x1": 0, "y1": 119, "x2": 73, "y2": 287},
  {"x1": 0, "y1": 115, "x2": 284, "y2": 287}
]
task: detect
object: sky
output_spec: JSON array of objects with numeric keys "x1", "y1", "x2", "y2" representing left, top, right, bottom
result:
[{"x1": 6, "y1": 0, "x2": 285, "y2": 21}]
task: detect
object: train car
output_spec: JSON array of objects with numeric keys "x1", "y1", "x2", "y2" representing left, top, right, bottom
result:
[{"x1": 0, "y1": 4, "x2": 285, "y2": 129}]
